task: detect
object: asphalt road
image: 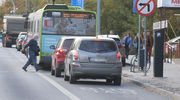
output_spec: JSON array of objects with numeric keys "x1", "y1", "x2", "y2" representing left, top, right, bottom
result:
[{"x1": 0, "y1": 43, "x2": 171, "y2": 100}]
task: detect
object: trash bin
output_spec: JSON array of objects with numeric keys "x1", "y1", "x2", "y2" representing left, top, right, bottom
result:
[{"x1": 139, "y1": 49, "x2": 144, "y2": 68}]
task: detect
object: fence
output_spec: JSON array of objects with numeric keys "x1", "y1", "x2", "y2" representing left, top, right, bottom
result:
[
  {"x1": 175, "y1": 42, "x2": 180, "y2": 58},
  {"x1": 164, "y1": 42, "x2": 180, "y2": 63}
]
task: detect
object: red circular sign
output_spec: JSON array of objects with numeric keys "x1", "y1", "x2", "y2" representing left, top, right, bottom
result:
[{"x1": 135, "y1": 0, "x2": 156, "y2": 16}]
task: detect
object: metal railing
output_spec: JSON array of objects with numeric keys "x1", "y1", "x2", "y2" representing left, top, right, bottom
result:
[
  {"x1": 164, "y1": 42, "x2": 180, "y2": 63},
  {"x1": 164, "y1": 42, "x2": 173, "y2": 63}
]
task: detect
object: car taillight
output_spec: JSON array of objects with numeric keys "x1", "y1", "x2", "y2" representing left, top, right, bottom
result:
[
  {"x1": 118, "y1": 44, "x2": 122, "y2": 49},
  {"x1": 6, "y1": 37, "x2": 11, "y2": 40},
  {"x1": 73, "y1": 51, "x2": 79, "y2": 61},
  {"x1": 116, "y1": 52, "x2": 121, "y2": 61},
  {"x1": 24, "y1": 42, "x2": 27, "y2": 44},
  {"x1": 58, "y1": 48, "x2": 68, "y2": 54},
  {"x1": 19, "y1": 41, "x2": 23, "y2": 44}
]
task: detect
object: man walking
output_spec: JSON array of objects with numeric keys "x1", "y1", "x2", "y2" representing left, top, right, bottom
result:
[
  {"x1": 123, "y1": 33, "x2": 132, "y2": 59},
  {"x1": 22, "y1": 34, "x2": 40, "y2": 72}
]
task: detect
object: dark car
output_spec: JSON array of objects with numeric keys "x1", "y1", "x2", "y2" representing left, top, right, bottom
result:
[
  {"x1": 51, "y1": 37, "x2": 75, "y2": 77},
  {"x1": 16, "y1": 32, "x2": 27, "y2": 51}
]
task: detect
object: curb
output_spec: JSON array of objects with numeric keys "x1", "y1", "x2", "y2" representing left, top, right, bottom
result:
[{"x1": 123, "y1": 75, "x2": 180, "y2": 100}]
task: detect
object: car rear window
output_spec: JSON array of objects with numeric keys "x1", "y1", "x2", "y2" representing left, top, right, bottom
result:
[
  {"x1": 79, "y1": 40, "x2": 117, "y2": 53},
  {"x1": 112, "y1": 38, "x2": 121, "y2": 45},
  {"x1": 62, "y1": 39, "x2": 74, "y2": 48}
]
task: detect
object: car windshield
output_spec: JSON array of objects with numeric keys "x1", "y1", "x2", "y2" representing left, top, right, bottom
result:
[
  {"x1": 79, "y1": 40, "x2": 117, "y2": 53},
  {"x1": 42, "y1": 11, "x2": 96, "y2": 36},
  {"x1": 62, "y1": 39, "x2": 74, "y2": 48}
]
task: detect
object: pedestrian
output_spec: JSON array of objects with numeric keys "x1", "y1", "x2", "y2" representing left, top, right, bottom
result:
[
  {"x1": 133, "y1": 33, "x2": 143, "y2": 57},
  {"x1": 123, "y1": 32, "x2": 132, "y2": 59},
  {"x1": 22, "y1": 34, "x2": 40, "y2": 72},
  {"x1": 143, "y1": 30, "x2": 153, "y2": 62}
]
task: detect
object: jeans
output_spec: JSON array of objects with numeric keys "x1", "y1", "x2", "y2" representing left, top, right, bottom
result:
[
  {"x1": 23, "y1": 50, "x2": 39, "y2": 70},
  {"x1": 125, "y1": 47, "x2": 130, "y2": 59}
]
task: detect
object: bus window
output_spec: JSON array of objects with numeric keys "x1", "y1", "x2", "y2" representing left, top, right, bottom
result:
[{"x1": 42, "y1": 11, "x2": 96, "y2": 36}]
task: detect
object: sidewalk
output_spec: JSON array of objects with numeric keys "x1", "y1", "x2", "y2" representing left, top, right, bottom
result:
[{"x1": 122, "y1": 56, "x2": 180, "y2": 100}]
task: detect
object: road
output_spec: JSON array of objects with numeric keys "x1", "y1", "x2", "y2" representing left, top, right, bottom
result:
[{"x1": 0, "y1": 43, "x2": 171, "y2": 100}]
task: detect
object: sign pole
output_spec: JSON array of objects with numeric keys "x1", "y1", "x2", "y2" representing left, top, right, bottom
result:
[
  {"x1": 144, "y1": 16, "x2": 147, "y2": 76},
  {"x1": 97, "y1": 0, "x2": 101, "y2": 35},
  {"x1": 138, "y1": 15, "x2": 141, "y2": 67}
]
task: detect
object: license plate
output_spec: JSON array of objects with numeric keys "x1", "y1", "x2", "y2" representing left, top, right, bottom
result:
[{"x1": 89, "y1": 58, "x2": 106, "y2": 63}]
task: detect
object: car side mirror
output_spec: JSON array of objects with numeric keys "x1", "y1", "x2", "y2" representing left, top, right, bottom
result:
[{"x1": 50, "y1": 45, "x2": 56, "y2": 50}]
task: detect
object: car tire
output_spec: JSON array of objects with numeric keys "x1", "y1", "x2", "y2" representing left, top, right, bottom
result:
[
  {"x1": 64, "y1": 74, "x2": 69, "y2": 81},
  {"x1": 51, "y1": 65, "x2": 55, "y2": 76},
  {"x1": 69, "y1": 67, "x2": 76, "y2": 84},
  {"x1": 55, "y1": 68, "x2": 61, "y2": 77},
  {"x1": 106, "y1": 79, "x2": 113, "y2": 84},
  {"x1": 69, "y1": 74, "x2": 76, "y2": 84},
  {"x1": 114, "y1": 77, "x2": 121, "y2": 86},
  {"x1": 55, "y1": 61, "x2": 61, "y2": 77}
]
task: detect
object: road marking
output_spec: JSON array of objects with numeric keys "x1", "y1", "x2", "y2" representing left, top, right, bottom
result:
[{"x1": 37, "y1": 73, "x2": 81, "y2": 100}]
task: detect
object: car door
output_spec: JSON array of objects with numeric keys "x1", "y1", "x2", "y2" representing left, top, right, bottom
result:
[{"x1": 65, "y1": 40, "x2": 77, "y2": 76}]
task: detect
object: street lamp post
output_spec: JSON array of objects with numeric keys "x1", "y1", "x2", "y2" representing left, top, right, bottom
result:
[
  {"x1": 25, "y1": 0, "x2": 27, "y2": 15},
  {"x1": 97, "y1": 0, "x2": 101, "y2": 35}
]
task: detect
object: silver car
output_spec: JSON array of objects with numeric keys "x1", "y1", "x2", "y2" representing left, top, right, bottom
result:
[{"x1": 64, "y1": 37, "x2": 122, "y2": 85}]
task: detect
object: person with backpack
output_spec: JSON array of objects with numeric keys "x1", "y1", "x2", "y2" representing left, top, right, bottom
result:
[
  {"x1": 22, "y1": 34, "x2": 40, "y2": 72},
  {"x1": 133, "y1": 33, "x2": 143, "y2": 57},
  {"x1": 123, "y1": 33, "x2": 132, "y2": 59}
]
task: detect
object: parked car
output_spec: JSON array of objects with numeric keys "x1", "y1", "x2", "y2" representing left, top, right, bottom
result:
[
  {"x1": 64, "y1": 37, "x2": 122, "y2": 85},
  {"x1": 98, "y1": 35, "x2": 126, "y2": 66},
  {"x1": 16, "y1": 32, "x2": 27, "y2": 51},
  {"x1": 21, "y1": 35, "x2": 28, "y2": 58},
  {"x1": 51, "y1": 37, "x2": 75, "y2": 77}
]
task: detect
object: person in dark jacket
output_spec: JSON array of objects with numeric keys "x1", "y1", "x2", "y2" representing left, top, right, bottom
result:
[
  {"x1": 22, "y1": 34, "x2": 40, "y2": 72},
  {"x1": 123, "y1": 33, "x2": 132, "y2": 59}
]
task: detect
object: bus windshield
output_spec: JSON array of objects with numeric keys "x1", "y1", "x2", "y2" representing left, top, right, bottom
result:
[{"x1": 42, "y1": 11, "x2": 96, "y2": 36}]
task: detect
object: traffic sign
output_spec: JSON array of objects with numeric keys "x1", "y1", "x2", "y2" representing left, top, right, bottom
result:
[
  {"x1": 71, "y1": 0, "x2": 84, "y2": 8},
  {"x1": 135, "y1": 0, "x2": 156, "y2": 16},
  {"x1": 133, "y1": 0, "x2": 137, "y2": 13}
]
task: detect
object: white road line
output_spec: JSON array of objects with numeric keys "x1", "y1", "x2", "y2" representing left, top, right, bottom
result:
[{"x1": 37, "y1": 73, "x2": 81, "y2": 100}]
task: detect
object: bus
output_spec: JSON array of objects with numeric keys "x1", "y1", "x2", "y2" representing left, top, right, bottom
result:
[{"x1": 25, "y1": 4, "x2": 96, "y2": 66}]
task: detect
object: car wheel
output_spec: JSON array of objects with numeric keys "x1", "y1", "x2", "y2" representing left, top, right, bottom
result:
[
  {"x1": 64, "y1": 74, "x2": 69, "y2": 81},
  {"x1": 51, "y1": 64, "x2": 55, "y2": 76},
  {"x1": 106, "y1": 79, "x2": 113, "y2": 84},
  {"x1": 69, "y1": 67, "x2": 76, "y2": 84},
  {"x1": 55, "y1": 62, "x2": 61, "y2": 77},
  {"x1": 55, "y1": 68, "x2": 61, "y2": 77},
  {"x1": 114, "y1": 78, "x2": 121, "y2": 86}
]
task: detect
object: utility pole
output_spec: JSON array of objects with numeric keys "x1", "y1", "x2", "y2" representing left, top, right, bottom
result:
[
  {"x1": 48, "y1": 0, "x2": 50, "y2": 3},
  {"x1": 29, "y1": 0, "x2": 32, "y2": 13},
  {"x1": 25, "y1": 0, "x2": 27, "y2": 15},
  {"x1": 11, "y1": 0, "x2": 16, "y2": 14},
  {"x1": 97, "y1": 0, "x2": 101, "y2": 35}
]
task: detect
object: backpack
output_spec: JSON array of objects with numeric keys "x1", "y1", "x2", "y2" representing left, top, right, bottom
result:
[{"x1": 125, "y1": 37, "x2": 129, "y2": 48}]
